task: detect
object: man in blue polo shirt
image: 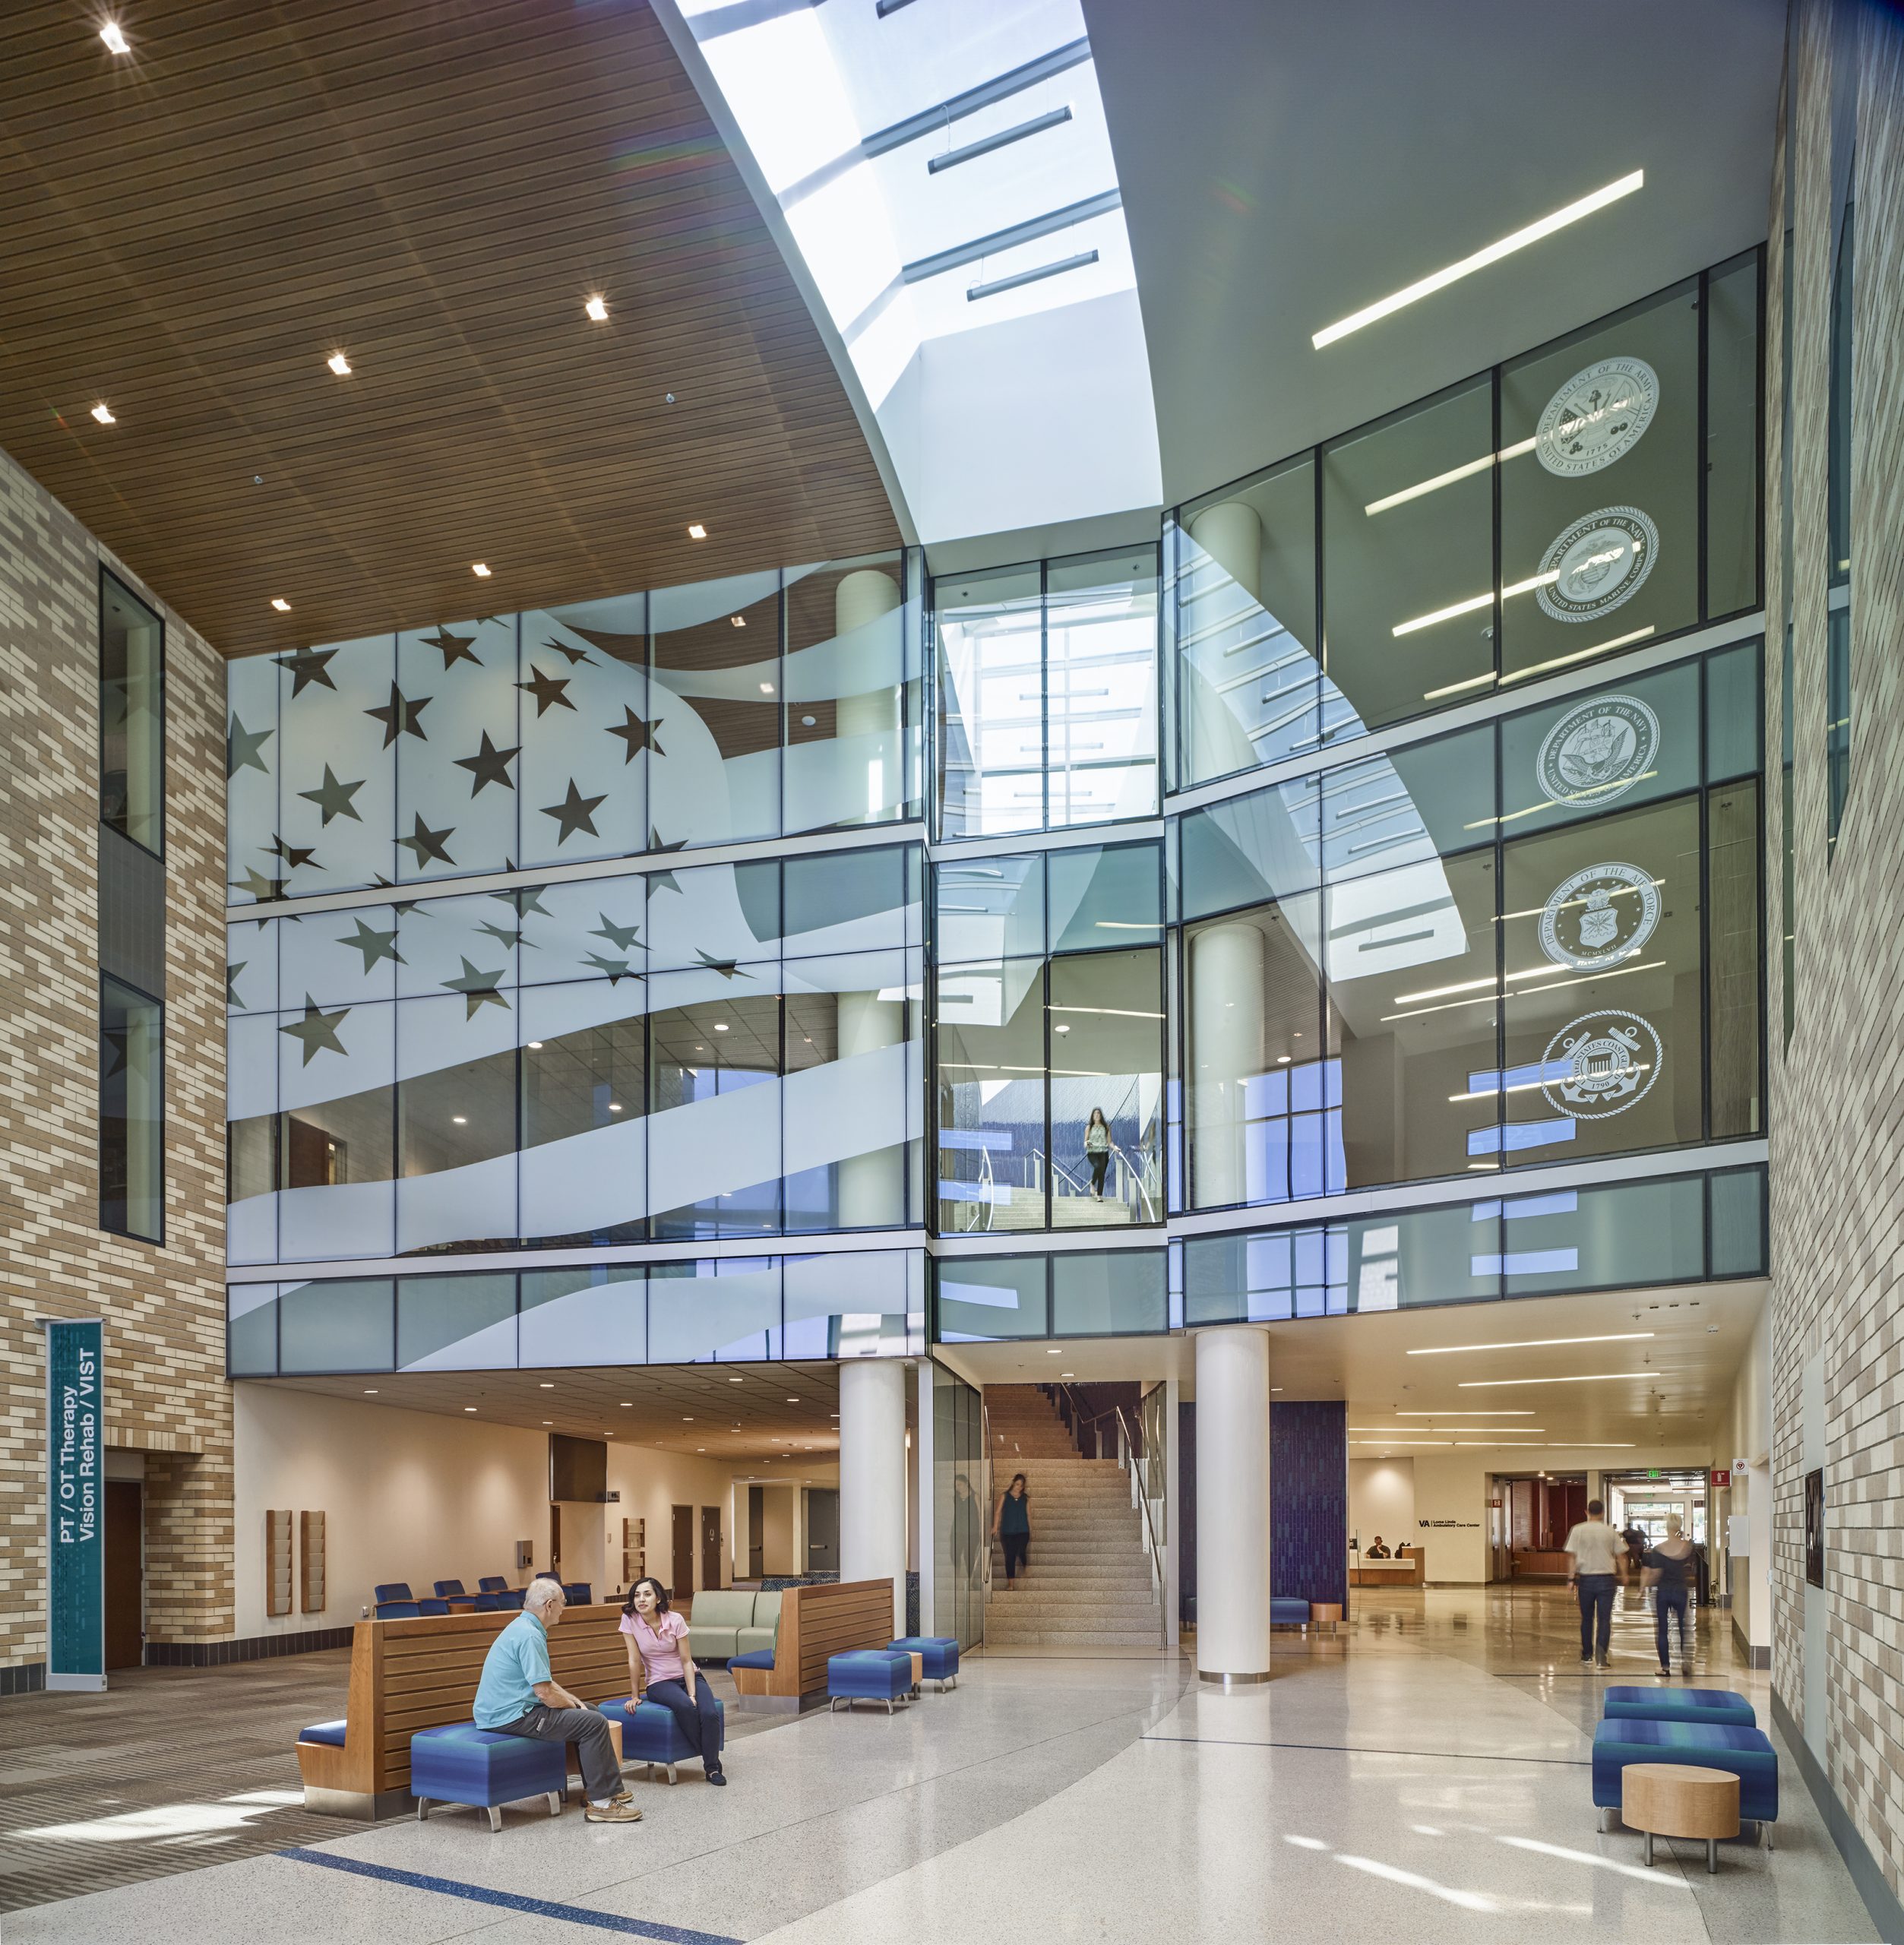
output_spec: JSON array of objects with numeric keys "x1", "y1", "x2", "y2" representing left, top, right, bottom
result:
[{"x1": 474, "y1": 1577, "x2": 638, "y2": 1823}]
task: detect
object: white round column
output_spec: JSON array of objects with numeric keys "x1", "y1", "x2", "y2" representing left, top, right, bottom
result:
[
  {"x1": 1194, "y1": 1325, "x2": 1273, "y2": 1686},
  {"x1": 1188, "y1": 919, "x2": 1266, "y2": 1207},
  {"x1": 839, "y1": 1355, "x2": 908, "y2": 1634},
  {"x1": 837, "y1": 988, "x2": 905, "y2": 1227},
  {"x1": 1184, "y1": 502, "x2": 1263, "y2": 785},
  {"x1": 833, "y1": 568, "x2": 903, "y2": 821}
]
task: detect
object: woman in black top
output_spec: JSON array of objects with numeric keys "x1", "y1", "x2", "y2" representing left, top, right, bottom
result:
[
  {"x1": 995, "y1": 1473, "x2": 1031, "y2": 1589},
  {"x1": 1641, "y1": 1515, "x2": 1697, "y2": 1675}
]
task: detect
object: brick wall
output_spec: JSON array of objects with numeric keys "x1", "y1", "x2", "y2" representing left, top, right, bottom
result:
[
  {"x1": 1766, "y1": 0, "x2": 1904, "y2": 1905},
  {"x1": 0, "y1": 447, "x2": 230, "y2": 1671}
]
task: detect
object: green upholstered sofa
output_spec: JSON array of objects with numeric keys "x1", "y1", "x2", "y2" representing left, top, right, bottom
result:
[{"x1": 686, "y1": 1589, "x2": 781, "y2": 1663}]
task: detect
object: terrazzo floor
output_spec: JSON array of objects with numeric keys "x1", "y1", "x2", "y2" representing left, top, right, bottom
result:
[{"x1": 2, "y1": 1586, "x2": 1878, "y2": 1943}]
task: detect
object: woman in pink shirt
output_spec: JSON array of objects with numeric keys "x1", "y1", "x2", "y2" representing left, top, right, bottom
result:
[{"x1": 620, "y1": 1577, "x2": 726, "y2": 1785}]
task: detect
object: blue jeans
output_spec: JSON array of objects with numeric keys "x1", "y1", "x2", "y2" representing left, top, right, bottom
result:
[
  {"x1": 1577, "y1": 1575, "x2": 1616, "y2": 1660},
  {"x1": 644, "y1": 1678, "x2": 724, "y2": 1776},
  {"x1": 1655, "y1": 1586, "x2": 1690, "y2": 1665}
]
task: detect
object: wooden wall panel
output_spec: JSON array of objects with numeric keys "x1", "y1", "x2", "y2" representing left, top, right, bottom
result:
[{"x1": 0, "y1": 2, "x2": 898, "y2": 660}]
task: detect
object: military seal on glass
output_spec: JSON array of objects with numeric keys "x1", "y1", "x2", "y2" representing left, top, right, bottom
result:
[
  {"x1": 1535, "y1": 505, "x2": 1659, "y2": 622},
  {"x1": 1539, "y1": 1009, "x2": 1662, "y2": 1120},
  {"x1": 1538, "y1": 862, "x2": 1661, "y2": 971},
  {"x1": 1536, "y1": 693, "x2": 1659, "y2": 807},
  {"x1": 1535, "y1": 356, "x2": 1659, "y2": 476}
]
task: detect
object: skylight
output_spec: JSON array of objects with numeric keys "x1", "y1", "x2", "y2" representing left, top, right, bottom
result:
[{"x1": 673, "y1": 0, "x2": 1160, "y2": 539}]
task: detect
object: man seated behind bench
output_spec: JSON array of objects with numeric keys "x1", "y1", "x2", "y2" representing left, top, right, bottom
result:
[{"x1": 473, "y1": 1577, "x2": 640, "y2": 1824}]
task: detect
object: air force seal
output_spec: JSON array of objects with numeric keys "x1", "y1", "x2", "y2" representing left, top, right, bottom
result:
[
  {"x1": 1535, "y1": 357, "x2": 1659, "y2": 476},
  {"x1": 1539, "y1": 1010, "x2": 1662, "y2": 1120},
  {"x1": 1538, "y1": 863, "x2": 1661, "y2": 971},
  {"x1": 1536, "y1": 693, "x2": 1659, "y2": 807},
  {"x1": 1536, "y1": 506, "x2": 1659, "y2": 622}
]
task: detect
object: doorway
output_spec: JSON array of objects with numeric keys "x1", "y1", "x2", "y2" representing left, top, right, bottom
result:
[
  {"x1": 103, "y1": 1480, "x2": 142, "y2": 1671},
  {"x1": 670, "y1": 1504, "x2": 694, "y2": 1599},
  {"x1": 701, "y1": 1507, "x2": 723, "y2": 1592},
  {"x1": 808, "y1": 1488, "x2": 839, "y2": 1573},
  {"x1": 748, "y1": 1485, "x2": 764, "y2": 1579}
]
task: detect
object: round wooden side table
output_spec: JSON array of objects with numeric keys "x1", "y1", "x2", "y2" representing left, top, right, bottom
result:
[
  {"x1": 1309, "y1": 1602, "x2": 1343, "y2": 1633},
  {"x1": 1621, "y1": 1763, "x2": 1741, "y2": 1873}
]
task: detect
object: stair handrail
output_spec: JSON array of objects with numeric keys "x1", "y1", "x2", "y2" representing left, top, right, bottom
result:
[{"x1": 1112, "y1": 1403, "x2": 1168, "y2": 1646}]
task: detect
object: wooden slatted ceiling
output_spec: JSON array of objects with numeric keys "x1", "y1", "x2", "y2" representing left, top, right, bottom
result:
[{"x1": 0, "y1": 1, "x2": 899, "y2": 659}]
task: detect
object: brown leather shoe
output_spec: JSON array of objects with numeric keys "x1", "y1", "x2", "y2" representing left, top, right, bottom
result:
[{"x1": 585, "y1": 1799, "x2": 643, "y2": 1823}]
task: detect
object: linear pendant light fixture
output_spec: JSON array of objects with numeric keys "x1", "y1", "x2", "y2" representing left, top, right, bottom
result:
[{"x1": 1311, "y1": 170, "x2": 1644, "y2": 349}]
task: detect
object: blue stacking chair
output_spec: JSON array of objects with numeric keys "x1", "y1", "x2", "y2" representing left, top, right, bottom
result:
[
  {"x1": 434, "y1": 1580, "x2": 470, "y2": 1601},
  {"x1": 417, "y1": 1598, "x2": 450, "y2": 1615},
  {"x1": 374, "y1": 1581, "x2": 416, "y2": 1604},
  {"x1": 475, "y1": 1591, "x2": 507, "y2": 1611},
  {"x1": 478, "y1": 1576, "x2": 509, "y2": 1594},
  {"x1": 376, "y1": 1600, "x2": 421, "y2": 1618},
  {"x1": 562, "y1": 1583, "x2": 592, "y2": 1605}
]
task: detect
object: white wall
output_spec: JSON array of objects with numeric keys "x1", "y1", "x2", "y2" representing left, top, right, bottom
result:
[
  {"x1": 232, "y1": 1387, "x2": 742, "y2": 1637},
  {"x1": 1349, "y1": 1459, "x2": 1416, "y2": 1552},
  {"x1": 1712, "y1": 1292, "x2": 1773, "y2": 1653},
  {"x1": 761, "y1": 1486, "x2": 795, "y2": 1574}
]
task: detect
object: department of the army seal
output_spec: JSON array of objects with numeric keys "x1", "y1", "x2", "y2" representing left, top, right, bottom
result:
[
  {"x1": 1537, "y1": 862, "x2": 1661, "y2": 971},
  {"x1": 1539, "y1": 1009, "x2": 1663, "y2": 1120},
  {"x1": 1536, "y1": 693, "x2": 1660, "y2": 806},
  {"x1": 1535, "y1": 356, "x2": 1660, "y2": 476},
  {"x1": 1535, "y1": 506, "x2": 1659, "y2": 623}
]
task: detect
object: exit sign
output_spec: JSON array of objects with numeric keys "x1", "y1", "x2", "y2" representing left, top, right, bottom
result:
[{"x1": 1647, "y1": 1469, "x2": 1662, "y2": 1480}]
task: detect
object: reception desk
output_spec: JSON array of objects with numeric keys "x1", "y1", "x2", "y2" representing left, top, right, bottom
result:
[{"x1": 1351, "y1": 1552, "x2": 1425, "y2": 1587}]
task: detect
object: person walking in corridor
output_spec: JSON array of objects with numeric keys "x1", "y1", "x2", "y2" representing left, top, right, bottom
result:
[
  {"x1": 621, "y1": 1577, "x2": 726, "y2": 1785},
  {"x1": 1566, "y1": 1498, "x2": 1627, "y2": 1669},
  {"x1": 1084, "y1": 1108, "x2": 1112, "y2": 1199},
  {"x1": 1643, "y1": 1515, "x2": 1697, "y2": 1676},
  {"x1": 995, "y1": 1472, "x2": 1031, "y2": 1589}
]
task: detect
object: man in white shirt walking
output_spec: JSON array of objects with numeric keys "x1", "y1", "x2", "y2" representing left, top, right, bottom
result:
[{"x1": 1564, "y1": 1498, "x2": 1627, "y2": 1669}]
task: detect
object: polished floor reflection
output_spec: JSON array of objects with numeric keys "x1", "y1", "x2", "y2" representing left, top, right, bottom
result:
[{"x1": 5, "y1": 1586, "x2": 1877, "y2": 1943}]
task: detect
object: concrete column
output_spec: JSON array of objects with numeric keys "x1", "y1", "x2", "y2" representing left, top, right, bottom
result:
[
  {"x1": 1188, "y1": 920, "x2": 1266, "y2": 1207},
  {"x1": 1195, "y1": 1326, "x2": 1272, "y2": 1687},
  {"x1": 840, "y1": 1356, "x2": 908, "y2": 1634},
  {"x1": 834, "y1": 568, "x2": 903, "y2": 821},
  {"x1": 1184, "y1": 502, "x2": 1263, "y2": 784},
  {"x1": 837, "y1": 989, "x2": 906, "y2": 1226}
]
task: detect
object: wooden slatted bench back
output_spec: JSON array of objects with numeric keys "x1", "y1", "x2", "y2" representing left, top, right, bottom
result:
[{"x1": 728, "y1": 1577, "x2": 896, "y2": 1703}]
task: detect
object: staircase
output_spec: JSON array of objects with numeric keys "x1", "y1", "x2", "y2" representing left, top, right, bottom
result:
[{"x1": 982, "y1": 1387, "x2": 1164, "y2": 1649}]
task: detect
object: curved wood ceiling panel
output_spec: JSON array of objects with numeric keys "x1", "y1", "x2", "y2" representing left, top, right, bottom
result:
[{"x1": 0, "y1": 1, "x2": 898, "y2": 657}]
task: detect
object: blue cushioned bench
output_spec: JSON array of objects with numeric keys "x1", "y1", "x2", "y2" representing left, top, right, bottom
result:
[
  {"x1": 1592, "y1": 1717, "x2": 1778, "y2": 1844},
  {"x1": 411, "y1": 1722, "x2": 566, "y2": 1833},
  {"x1": 596, "y1": 1695, "x2": 726, "y2": 1784},
  {"x1": 1270, "y1": 1598, "x2": 1311, "y2": 1629},
  {"x1": 828, "y1": 1649, "x2": 912, "y2": 1713},
  {"x1": 1603, "y1": 1686, "x2": 1757, "y2": 1728},
  {"x1": 887, "y1": 1635, "x2": 959, "y2": 1691},
  {"x1": 301, "y1": 1719, "x2": 347, "y2": 1749}
]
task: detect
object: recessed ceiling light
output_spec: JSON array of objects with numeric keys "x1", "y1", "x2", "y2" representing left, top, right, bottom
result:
[
  {"x1": 1458, "y1": 1373, "x2": 1639, "y2": 1389},
  {"x1": 1311, "y1": 169, "x2": 1644, "y2": 348},
  {"x1": 539, "y1": 1382, "x2": 554, "y2": 1389},
  {"x1": 1270, "y1": 1387, "x2": 1283, "y2": 1393},
  {"x1": 1394, "y1": 1410, "x2": 1535, "y2": 1416},
  {"x1": 327, "y1": 352, "x2": 352, "y2": 376},
  {"x1": 100, "y1": 22, "x2": 130, "y2": 53},
  {"x1": 363, "y1": 1389, "x2": 378, "y2": 1395},
  {"x1": 608, "y1": 1102, "x2": 623, "y2": 1113},
  {"x1": 451, "y1": 1115, "x2": 467, "y2": 1124},
  {"x1": 472, "y1": 562, "x2": 492, "y2": 578},
  {"x1": 464, "y1": 1406, "x2": 477, "y2": 1412},
  {"x1": 621, "y1": 1402, "x2": 633, "y2": 1407},
  {"x1": 759, "y1": 682, "x2": 775, "y2": 694},
  {"x1": 585, "y1": 296, "x2": 609, "y2": 322},
  {"x1": 729, "y1": 615, "x2": 746, "y2": 628},
  {"x1": 1061, "y1": 1372, "x2": 1074, "y2": 1378},
  {"x1": 527, "y1": 1041, "x2": 544, "y2": 1051},
  {"x1": 542, "y1": 1421, "x2": 553, "y2": 1426},
  {"x1": 697, "y1": 1447, "x2": 705, "y2": 1452},
  {"x1": 786, "y1": 1397, "x2": 799, "y2": 1403},
  {"x1": 90, "y1": 403, "x2": 115, "y2": 425},
  {"x1": 687, "y1": 523, "x2": 707, "y2": 539},
  {"x1": 682, "y1": 1417, "x2": 694, "y2": 1422},
  {"x1": 1411, "y1": 1333, "x2": 1654, "y2": 1356},
  {"x1": 270, "y1": 598, "x2": 291, "y2": 613},
  {"x1": 729, "y1": 1376, "x2": 744, "y2": 1383},
  {"x1": 1047, "y1": 1348, "x2": 1063, "y2": 1355}
]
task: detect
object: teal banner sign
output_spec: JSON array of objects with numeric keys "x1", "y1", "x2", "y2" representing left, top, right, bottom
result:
[{"x1": 46, "y1": 1319, "x2": 105, "y2": 1690}]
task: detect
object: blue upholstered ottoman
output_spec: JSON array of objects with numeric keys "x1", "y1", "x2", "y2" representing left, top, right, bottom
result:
[
  {"x1": 828, "y1": 1649, "x2": 912, "y2": 1713},
  {"x1": 887, "y1": 1636, "x2": 959, "y2": 1691},
  {"x1": 1270, "y1": 1599, "x2": 1311, "y2": 1628},
  {"x1": 596, "y1": 1696, "x2": 725, "y2": 1783},
  {"x1": 411, "y1": 1722, "x2": 567, "y2": 1831},
  {"x1": 1603, "y1": 1686, "x2": 1757, "y2": 1728},
  {"x1": 1592, "y1": 1718, "x2": 1779, "y2": 1840}
]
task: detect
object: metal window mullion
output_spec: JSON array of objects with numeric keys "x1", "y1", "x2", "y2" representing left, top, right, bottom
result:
[
  {"x1": 1697, "y1": 268, "x2": 1711, "y2": 623},
  {"x1": 1698, "y1": 657, "x2": 1713, "y2": 1144}
]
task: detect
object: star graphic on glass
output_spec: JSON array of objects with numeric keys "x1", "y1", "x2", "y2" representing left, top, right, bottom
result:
[
  {"x1": 365, "y1": 682, "x2": 432, "y2": 748},
  {"x1": 517, "y1": 663, "x2": 576, "y2": 717},
  {"x1": 542, "y1": 637, "x2": 595, "y2": 667},
  {"x1": 648, "y1": 826, "x2": 688, "y2": 854},
  {"x1": 226, "y1": 962, "x2": 247, "y2": 1008},
  {"x1": 421, "y1": 627, "x2": 482, "y2": 670},
  {"x1": 268, "y1": 833, "x2": 319, "y2": 870},
  {"x1": 297, "y1": 764, "x2": 365, "y2": 826},
  {"x1": 227, "y1": 713, "x2": 274, "y2": 780},
  {"x1": 606, "y1": 706, "x2": 664, "y2": 764},
  {"x1": 443, "y1": 957, "x2": 510, "y2": 1018},
  {"x1": 339, "y1": 917, "x2": 403, "y2": 973},
  {"x1": 275, "y1": 645, "x2": 339, "y2": 698},
  {"x1": 694, "y1": 950, "x2": 742, "y2": 979},
  {"x1": 279, "y1": 995, "x2": 351, "y2": 1064},
  {"x1": 541, "y1": 779, "x2": 607, "y2": 846},
  {"x1": 476, "y1": 919, "x2": 527, "y2": 951},
  {"x1": 580, "y1": 952, "x2": 636, "y2": 985},
  {"x1": 397, "y1": 813, "x2": 457, "y2": 868},
  {"x1": 230, "y1": 865, "x2": 283, "y2": 903},
  {"x1": 452, "y1": 730, "x2": 520, "y2": 795},
  {"x1": 102, "y1": 1028, "x2": 129, "y2": 1080},
  {"x1": 516, "y1": 887, "x2": 554, "y2": 918},
  {"x1": 590, "y1": 913, "x2": 642, "y2": 951}
]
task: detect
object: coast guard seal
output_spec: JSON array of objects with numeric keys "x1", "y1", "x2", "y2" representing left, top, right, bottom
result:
[{"x1": 1539, "y1": 1009, "x2": 1663, "y2": 1120}]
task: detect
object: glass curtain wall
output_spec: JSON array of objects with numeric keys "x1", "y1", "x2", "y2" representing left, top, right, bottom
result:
[
  {"x1": 931, "y1": 1367, "x2": 986, "y2": 1650},
  {"x1": 934, "y1": 842, "x2": 1165, "y2": 1233},
  {"x1": 1170, "y1": 253, "x2": 1763, "y2": 789}
]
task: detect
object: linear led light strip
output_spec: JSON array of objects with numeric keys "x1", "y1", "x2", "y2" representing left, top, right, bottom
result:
[
  {"x1": 1365, "y1": 438, "x2": 1537, "y2": 517},
  {"x1": 1458, "y1": 1372, "x2": 1642, "y2": 1388},
  {"x1": 1395, "y1": 912, "x2": 1658, "y2": 1002},
  {"x1": 1409, "y1": 1332, "x2": 1654, "y2": 1355},
  {"x1": 1447, "y1": 1061, "x2": 1650, "y2": 1104},
  {"x1": 1312, "y1": 171, "x2": 1644, "y2": 348},
  {"x1": 1378, "y1": 956, "x2": 1662, "y2": 1025},
  {"x1": 1425, "y1": 625, "x2": 1656, "y2": 703},
  {"x1": 1463, "y1": 770, "x2": 1659, "y2": 832}
]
